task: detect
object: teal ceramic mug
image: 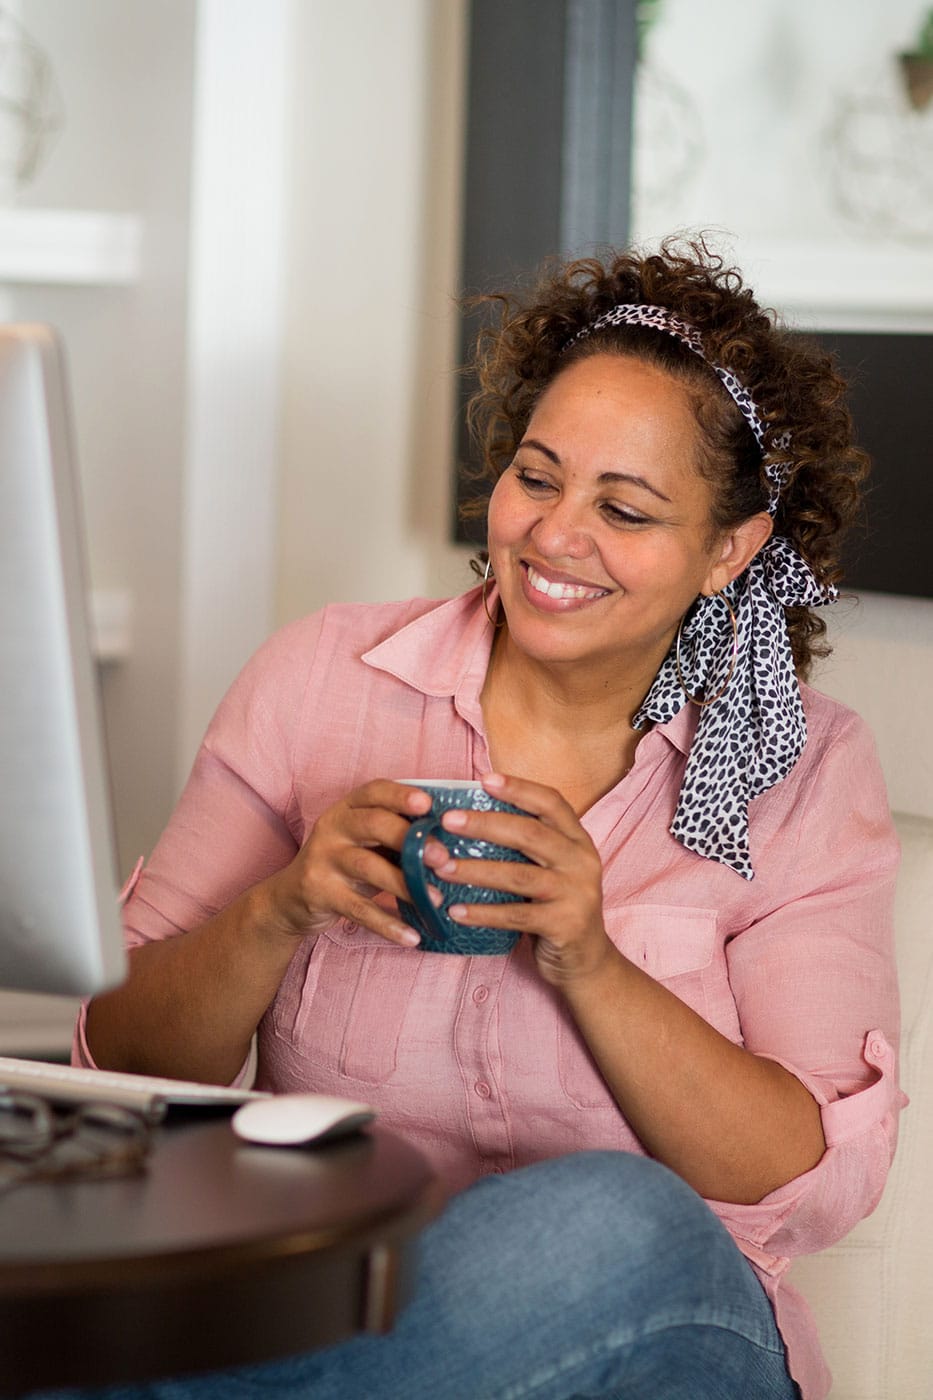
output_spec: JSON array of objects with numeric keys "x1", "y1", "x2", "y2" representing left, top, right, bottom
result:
[{"x1": 396, "y1": 780, "x2": 532, "y2": 954}]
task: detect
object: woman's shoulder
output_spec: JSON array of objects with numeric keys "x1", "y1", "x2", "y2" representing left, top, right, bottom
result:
[
  {"x1": 798, "y1": 680, "x2": 874, "y2": 750},
  {"x1": 247, "y1": 595, "x2": 453, "y2": 674},
  {"x1": 203, "y1": 595, "x2": 462, "y2": 759},
  {"x1": 750, "y1": 682, "x2": 895, "y2": 889},
  {"x1": 792, "y1": 680, "x2": 887, "y2": 798}
]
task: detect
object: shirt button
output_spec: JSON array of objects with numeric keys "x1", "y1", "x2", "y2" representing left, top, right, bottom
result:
[
  {"x1": 472, "y1": 985, "x2": 489, "y2": 1004},
  {"x1": 869, "y1": 1036, "x2": 886, "y2": 1059},
  {"x1": 474, "y1": 1080, "x2": 492, "y2": 1099},
  {"x1": 343, "y1": 920, "x2": 358, "y2": 934}
]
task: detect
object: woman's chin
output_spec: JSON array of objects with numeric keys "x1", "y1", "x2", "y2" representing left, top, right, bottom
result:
[{"x1": 497, "y1": 609, "x2": 608, "y2": 668}]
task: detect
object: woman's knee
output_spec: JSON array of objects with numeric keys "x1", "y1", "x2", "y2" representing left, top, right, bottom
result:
[
  {"x1": 411, "y1": 1152, "x2": 758, "y2": 1378},
  {"x1": 500, "y1": 1150, "x2": 719, "y2": 1266},
  {"x1": 435, "y1": 1150, "x2": 722, "y2": 1313}
]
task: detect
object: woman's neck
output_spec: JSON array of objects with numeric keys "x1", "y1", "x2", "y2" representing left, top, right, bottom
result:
[
  {"x1": 481, "y1": 626, "x2": 659, "y2": 733},
  {"x1": 479, "y1": 630, "x2": 657, "y2": 813}
]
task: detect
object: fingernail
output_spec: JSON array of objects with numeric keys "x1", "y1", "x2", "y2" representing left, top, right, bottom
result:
[
  {"x1": 394, "y1": 923, "x2": 421, "y2": 946},
  {"x1": 448, "y1": 904, "x2": 467, "y2": 921},
  {"x1": 483, "y1": 773, "x2": 505, "y2": 790},
  {"x1": 427, "y1": 885, "x2": 444, "y2": 908},
  {"x1": 443, "y1": 810, "x2": 467, "y2": 830}
]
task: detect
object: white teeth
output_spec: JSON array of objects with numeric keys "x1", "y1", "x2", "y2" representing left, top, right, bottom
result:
[{"x1": 526, "y1": 565, "x2": 607, "y2": 600}]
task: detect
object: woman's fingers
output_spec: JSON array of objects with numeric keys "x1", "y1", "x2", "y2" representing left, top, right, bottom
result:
[
  {"x1": 436, "y1": 806, "x2": 580, "y2": 871},
  {"x1": 445, "y1": 895, "x2": 539, "y2": 931},
  {"x1": 337, "y1": 841, "x2": 411, "y2": 905},
  {"x1": 339, "y1": 780, "x2": 432, "y2": 853},
  {"x1": 345, "y1": 778, "x2": 433, "y2": 823},
  {"x1": 287, "y1": 779, "x2": 436, "y2": 945},
  {"x1": 322, "y1": 779, "x2": 434, "y2": 892},
  {"x1": 338, "y1": 893, "x2": 422, "y2": 948},
  {"x1": 425, "y1": 850, "x2": 554, "y2": 898},
  {"x1": 482, "y1": 772, "x2": 579, "y2": 829}
]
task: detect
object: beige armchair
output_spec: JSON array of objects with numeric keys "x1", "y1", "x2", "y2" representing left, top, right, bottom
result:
[{"x1": 789, "y1": 811, "x2": 933, "y2": 1399}]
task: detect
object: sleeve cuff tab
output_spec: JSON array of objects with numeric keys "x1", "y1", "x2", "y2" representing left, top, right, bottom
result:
[{"x1": 821, "y1": 1029, "x2": 906, "y2": 1147}]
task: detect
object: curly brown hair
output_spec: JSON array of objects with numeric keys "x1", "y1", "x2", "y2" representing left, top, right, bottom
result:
[{"x1": 463, "y1": 236, "x2": 869, "y2": 677}]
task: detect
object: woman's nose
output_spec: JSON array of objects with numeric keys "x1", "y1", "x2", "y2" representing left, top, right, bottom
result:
[{"x1": 530, "y1": 497, "x2": 593, "y2": 559}]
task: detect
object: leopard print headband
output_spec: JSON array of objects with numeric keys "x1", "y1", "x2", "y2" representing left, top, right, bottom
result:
[{"x1": 567, "y1": 300, "x2": 837, "y2": 878}]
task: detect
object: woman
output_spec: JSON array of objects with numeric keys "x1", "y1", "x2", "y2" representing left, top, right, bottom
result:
[{"x1": 67, "y1": 239, "x2": 902, "y2": 1400}]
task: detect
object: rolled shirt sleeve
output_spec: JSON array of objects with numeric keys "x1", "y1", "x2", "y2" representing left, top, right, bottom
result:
[{"x1": 709, "y1": 708, "x2": 905, "y2": 1269}]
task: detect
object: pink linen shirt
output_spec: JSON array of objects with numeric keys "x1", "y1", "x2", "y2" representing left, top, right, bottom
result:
[{"x1": 75, "y1": 587, "x2": 904, "y2": 1400}]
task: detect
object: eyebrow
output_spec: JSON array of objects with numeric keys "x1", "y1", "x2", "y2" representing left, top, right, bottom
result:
[{"x1": 517, "y1": 438, "x2": 673, "y2": 504}]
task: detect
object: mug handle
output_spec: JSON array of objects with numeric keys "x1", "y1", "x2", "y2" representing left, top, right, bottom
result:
[{"x1": 400, "y1": 814, "x2": 451, "y2": 944}]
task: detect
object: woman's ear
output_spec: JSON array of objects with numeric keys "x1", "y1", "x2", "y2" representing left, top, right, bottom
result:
[{"x1": 702, "y1": 512, "x2": 773, "y2": 597}]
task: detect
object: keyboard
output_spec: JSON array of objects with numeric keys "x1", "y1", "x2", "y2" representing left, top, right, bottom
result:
[{"x1": 0, "y1": 1055, "x2": 268, "y2": 1115}]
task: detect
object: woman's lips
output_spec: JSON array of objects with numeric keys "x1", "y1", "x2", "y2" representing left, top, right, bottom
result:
[
  {"x1": 521, "y1": 562, "x2": 611, "y2": 606},
  {"x1": 525, "y1": 562, "x2": 610, "y2": 600}
]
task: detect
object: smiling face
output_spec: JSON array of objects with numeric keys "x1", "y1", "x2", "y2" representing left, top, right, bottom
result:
[{"x1": 486, "y1": 352, "x2": 762, "y2": 685}]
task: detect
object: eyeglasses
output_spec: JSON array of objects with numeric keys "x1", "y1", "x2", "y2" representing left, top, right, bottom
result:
[{"x1": 0, "y1": 1090, "x2": 155, "y2": 1191}]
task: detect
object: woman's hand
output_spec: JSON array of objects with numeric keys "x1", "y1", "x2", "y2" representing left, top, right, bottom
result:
[
  {"x1": 422, "y1": 772, "x2": 614, "y2": 986},
  {"x1": 270, "y1": 780, "x2": 433, "y2": 947}
]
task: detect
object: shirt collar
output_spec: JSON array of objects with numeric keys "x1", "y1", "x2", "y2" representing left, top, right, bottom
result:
[
  {"x1": 652, "y1": 694, "x2": 698, "y2": 758},
  {"x1": 363, "y1": 584, "x2": 697, "y2": 757},
  {"x1": 362, "y1": 586, "x2": 493, "y2": 730}
]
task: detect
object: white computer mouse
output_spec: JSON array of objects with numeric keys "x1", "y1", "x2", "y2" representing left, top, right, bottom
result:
[{"x1": 231, "y1": 1092, "x2": 376, "y2": 1146}]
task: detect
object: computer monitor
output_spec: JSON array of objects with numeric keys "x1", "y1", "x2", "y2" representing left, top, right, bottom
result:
[{"x1": 0, "y1": 324, "x2": 126, "y2": 995}]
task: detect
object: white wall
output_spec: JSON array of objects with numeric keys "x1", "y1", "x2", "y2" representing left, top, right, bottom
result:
[
  {"x1": 175, "y1": 1, "x2": 291, "y2": 787},
  {"x1": 818, "y1": 594, "x2": 933, "y2": 819},
  {"x1": 276, "y1": 0, "x2": 472, "y2": 626},
  {"x1": 12, "y1": 0, "x2": 196, "y2": 872}
]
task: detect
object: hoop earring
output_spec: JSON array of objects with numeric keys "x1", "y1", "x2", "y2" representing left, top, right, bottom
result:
[
  {"x1": 675, "y1": 593, "x2": 738, "y2": 707},
  {"x1": 482, "y1": 559, "x2": 505, "y2": 629}
]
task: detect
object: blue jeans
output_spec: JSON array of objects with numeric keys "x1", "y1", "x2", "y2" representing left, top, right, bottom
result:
[{"x1": 31, "y1": 1151, "x2": 801, "y2": 1400}]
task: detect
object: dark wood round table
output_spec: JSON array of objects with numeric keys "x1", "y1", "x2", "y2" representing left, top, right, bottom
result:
[{"x1": 0, "y1": 1116, "x2": 441, "y2": 1395}]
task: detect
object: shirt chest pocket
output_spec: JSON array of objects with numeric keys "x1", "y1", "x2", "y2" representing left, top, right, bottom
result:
[
  {"x1": 270, "y1": 919, "x2": 423, "y2": 1085},
  {"x1": 557, "y1": 903, "x2": 720, "y2": 1109}
]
